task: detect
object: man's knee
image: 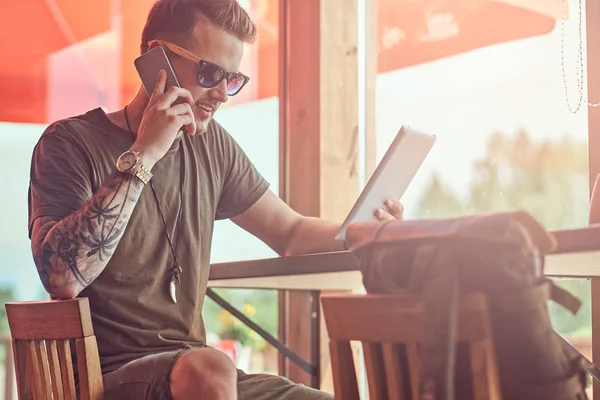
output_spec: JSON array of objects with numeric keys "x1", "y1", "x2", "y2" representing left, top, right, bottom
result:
[{"x1": 169, "y1": 347, "x2": 237, "y2": 400}]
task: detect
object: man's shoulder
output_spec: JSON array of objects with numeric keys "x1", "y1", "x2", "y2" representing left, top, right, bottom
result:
[{"x1": 40, "y1": 108, "x2": 107, "y2": 143}]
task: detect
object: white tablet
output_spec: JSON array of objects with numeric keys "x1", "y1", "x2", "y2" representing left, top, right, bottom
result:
[{"x1": 335, "y1": 126, "x2": 436, "y2": 240}]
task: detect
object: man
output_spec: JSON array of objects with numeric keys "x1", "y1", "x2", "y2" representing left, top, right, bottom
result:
[{"x1": 28, "y1": 0, "x2": 403, "y2": 398}]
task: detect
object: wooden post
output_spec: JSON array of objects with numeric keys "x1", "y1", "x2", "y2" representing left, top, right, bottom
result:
[
  {"x1": 278, "y1": 0, "x2": 361, "y2": 387},
  {"x1": 365, "y1": 0, "x2": 378, "y2": 178},
  {"x1": 587, "y1": 0, "x2": 600, "y2": 398}
]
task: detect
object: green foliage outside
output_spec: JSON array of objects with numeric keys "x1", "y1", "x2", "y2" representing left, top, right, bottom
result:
[{"x1": 202, "y1": 288, "x2": 278, "y2": 350}]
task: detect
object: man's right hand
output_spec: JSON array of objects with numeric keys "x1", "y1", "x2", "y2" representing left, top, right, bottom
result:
[{"x1": 131, "y1": 69, "x2": 197, "y2": 168}]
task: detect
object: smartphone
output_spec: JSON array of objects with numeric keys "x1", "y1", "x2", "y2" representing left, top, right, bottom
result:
[{"x1": 134, "y1": 46, "x2": 183, "y2": 103}]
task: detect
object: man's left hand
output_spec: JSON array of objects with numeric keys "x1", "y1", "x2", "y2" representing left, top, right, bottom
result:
[{"x1": 375, "y1": 199, "x2": 404, "y2": 221}]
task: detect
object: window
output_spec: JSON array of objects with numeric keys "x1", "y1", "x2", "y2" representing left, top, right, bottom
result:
[{"x1": 374, "y1": 0, "x2": 591, "y2": 379}]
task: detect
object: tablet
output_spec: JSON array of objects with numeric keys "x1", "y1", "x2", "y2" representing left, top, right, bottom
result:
[{"x1": 335, "y1": 126, "x2": 436, "y2": 240}]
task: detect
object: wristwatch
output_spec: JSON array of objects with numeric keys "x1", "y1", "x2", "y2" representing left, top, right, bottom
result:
[{"x1": 116, "y1": 150, "x2": 153, "y2": 184}]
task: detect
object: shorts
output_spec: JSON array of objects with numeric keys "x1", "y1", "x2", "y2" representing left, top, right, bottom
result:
[{"x1": 102, "y1": 347, "x2": 333, "y2": 400}]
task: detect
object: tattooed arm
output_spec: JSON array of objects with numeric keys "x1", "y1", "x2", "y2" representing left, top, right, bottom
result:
[
  {"x1": 30, "y1": 171, "x2": 144, "y2": 299},
  {"x1": 30, "y1": 70, "x2": 197, "y2": 299}
]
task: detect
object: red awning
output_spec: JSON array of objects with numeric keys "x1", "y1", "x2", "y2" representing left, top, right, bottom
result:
[
  {"x1": 0, "y1": 0, "x2": 563, "y2": 124},
  {"x1": 0, "y1": 0, "x2": 112, "y2": 123},
  {"x1": 376, "y1": 0, "x2": 561, "y2": 73}
]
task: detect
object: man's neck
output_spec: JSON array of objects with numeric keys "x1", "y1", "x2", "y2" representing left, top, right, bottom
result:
[{"x1": 106, "y1": 87, "x2": 148, "y2": 134}]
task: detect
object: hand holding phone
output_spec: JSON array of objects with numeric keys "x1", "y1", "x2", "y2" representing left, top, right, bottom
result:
[
  {"x1": 129, "y1": 47, "x2": 197, "y2": 167},
  {"x1": 130, "y1": 69, "x2": 197, "y2": 168}
]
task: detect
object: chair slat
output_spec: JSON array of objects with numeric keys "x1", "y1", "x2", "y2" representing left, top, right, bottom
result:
[
  {"x1": 469, "y1": 339, "x2": 502, "y2": 400},
  {"x1": 406, "y1": 344, "x2": 420, "y2": 400},
  {"x1": 76, "y1": 336, "x2": 104, "y2": 400},
  {"x1": 363, "y1": 342, "x2": 387, "y2": 400},
  {"x1": 13, "y1": 340, "x2": 33, "y2": 400},
  {"x1": 381, "y1": 343, "x2": 405, "y2": 400},
  {"x1": 329, "y1": 340, "x2": 360, "y2": 400},
  {"x1": 484, "y1": 340, "x2": 501, "y2": 400},
  {"x1": 28, "y1": 340, "x2": 44, "y2": 400},
  {"x1": 47, "y1": 339, "x2": 65, "y2": 400},
  {"x1": 58, "y1": 340, "x2": 77, "y2": 400},
  {"x1": 36, "y1": 341, "x2": 53, "y2": 400}
]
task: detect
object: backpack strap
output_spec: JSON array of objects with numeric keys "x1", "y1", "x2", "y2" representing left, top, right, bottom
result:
[{"x1": 412, "y1": 245, "x2": 459, "y2": 400}]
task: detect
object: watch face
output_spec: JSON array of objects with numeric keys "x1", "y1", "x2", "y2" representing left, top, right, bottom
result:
[{"x1": 118, "y1": 152, "x2": 137, "y2": 171}]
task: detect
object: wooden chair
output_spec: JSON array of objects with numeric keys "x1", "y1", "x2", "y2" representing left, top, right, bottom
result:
[
  {"x1": 5, "y1": 297, "x2": 104, "y2": 400},
  {"x1": 321, "y1": 292, "x2": 501, "y2": 400}
]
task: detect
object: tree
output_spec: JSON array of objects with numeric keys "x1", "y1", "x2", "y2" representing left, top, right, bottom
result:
[
  {"x1": 416, "y1": 173, "x2": 464, "y2": 219},
  {"x1": 464, "y1": 130, "x2": 588, "y2": 230}
]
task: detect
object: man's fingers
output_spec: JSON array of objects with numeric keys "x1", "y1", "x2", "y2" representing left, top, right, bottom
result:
[
  {"x1": 374, "y1": 208, "x2": 395, "y2": 221},
  {"x1": 156, "y1": 86, "x2": 195, "y2": 110},
  {"x1": 175, "y1": 111, "x2": 197, "y2": 136},
  {"x1": 168, "y1": 103, "x2": 194, "y2": 116},
  {"x1": 374, "y1": 200, "x2": 404, "y2": 221},
  {"x1": 148, "y1": 69, "x2": 167, "y2": 107},
  {"x1": 184, "y1": 118, "x2": 197, "y2": 136},
  {"x1": 179, "y1": 110, "x2": 197, "y2": 136},
  {"x1": 385, "y1": 199, "x2": 404, "y2": 220}
]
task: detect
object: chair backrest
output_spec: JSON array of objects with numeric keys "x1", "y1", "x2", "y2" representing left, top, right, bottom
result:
[
  {"x1": 5, "y1": 298, "x2": 104, "y2": 400},
  {"x1": 321, "y1": 292, "x2": 501, "y2": 400}
]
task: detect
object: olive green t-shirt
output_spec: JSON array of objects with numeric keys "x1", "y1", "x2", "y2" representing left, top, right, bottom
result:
[{"x1": 28, "y1": 108, "x2": 269, "y2": 374}]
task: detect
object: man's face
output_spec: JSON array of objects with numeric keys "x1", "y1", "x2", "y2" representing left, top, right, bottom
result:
[{"x1": 168, "y1": 21, "x2": 245, "y2": 135}]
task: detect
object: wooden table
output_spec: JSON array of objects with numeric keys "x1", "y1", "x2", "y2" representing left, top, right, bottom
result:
[{"x1": 209, "y1": 227, "x2": 600, "y2": 289}]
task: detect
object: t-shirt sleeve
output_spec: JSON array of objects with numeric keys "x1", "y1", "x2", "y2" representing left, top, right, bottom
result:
[
  {"x1": 28, "y1": 125, "x2": 93, "y2": 238},
  {"x1": 215, "y1": 128, "x2": 270, "y2": 220}
]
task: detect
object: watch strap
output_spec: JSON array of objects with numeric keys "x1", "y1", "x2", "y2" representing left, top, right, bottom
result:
[{"x1": 133, "y1": 162, "x2": 153, "y2": 185}]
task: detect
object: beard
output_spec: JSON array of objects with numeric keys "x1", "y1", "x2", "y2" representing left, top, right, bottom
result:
[
  {"x1": 195, "y1": 114, "x2": 212, "y2": 135},
  {"x1": 193, "y1": 103, "x2": 216, "y2": 135}
]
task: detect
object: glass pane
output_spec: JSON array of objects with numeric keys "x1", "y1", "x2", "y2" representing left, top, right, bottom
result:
[
  {"x1": 210, "y1": 0, "x2": 279, "y2": 263},
  {"x1": 210, "y1": 96, "x2": 280, "y2": 264},
  {"x1": 374, "y1": 0, "x2": 591, "y2": 395},
  {"x1": 0, "y1": 123, "x2": 51, "y2": 310}
]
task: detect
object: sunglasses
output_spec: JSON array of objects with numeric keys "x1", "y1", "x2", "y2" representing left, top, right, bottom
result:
[{"x1": 148, "y1": 39, "x2": 250, "y2": 96}]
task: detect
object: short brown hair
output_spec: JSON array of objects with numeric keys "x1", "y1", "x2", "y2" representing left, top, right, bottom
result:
[{"x1": 140, "y1": 0, "x2": 257, "y2": 54}]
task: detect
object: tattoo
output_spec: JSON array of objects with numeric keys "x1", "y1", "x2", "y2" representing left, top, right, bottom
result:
[
  {"x1": 33, "y1": 172, "x2": 144, "y2": 298},
  {"x1": 79, "y1": 193, "x2": 126, "y2": 261},
  {"x1": 55, "y1": 229, "x2": 87, "y2": 286}
]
